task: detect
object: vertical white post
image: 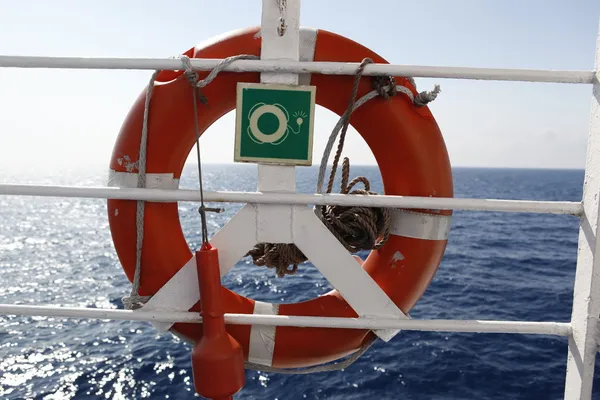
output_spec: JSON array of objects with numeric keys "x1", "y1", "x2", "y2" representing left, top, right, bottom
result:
[
  {"x1": 259, "y1": 0, "x2": 300, "y2": 85},
  {"x1": 246, "y1": 0, "x2": 302, "y2": 363},
  {"x1": 256, "y1": 0, "x2": 301, "y2": 239},
  {"x1": 564, "y1": 21, "x2": 600, "y2": 400},
  {"x1": 257, "y1": 0, "x2": 301, "y2": 193}
]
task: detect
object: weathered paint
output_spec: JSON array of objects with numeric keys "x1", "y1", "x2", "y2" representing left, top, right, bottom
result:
[
  {"x1": 564, "y1": 24, "x2": 600, "y2": 400},
  {"x1": 248, "y1": 301, "x2": 279, "y2": 366},
  {"x1": 390, "y1": 251, "x2": 405, "y2": 269},
  {"x1": 116, "y1": 155, "x2": 138, "y2": 172},
  {"x1": 107, "y1": 170, "x2": 180, "y2": 189}
]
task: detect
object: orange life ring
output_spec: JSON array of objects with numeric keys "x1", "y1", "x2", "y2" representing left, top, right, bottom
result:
[{"x1": 107, "y1": 26, "x2": 453, "y2": 369}]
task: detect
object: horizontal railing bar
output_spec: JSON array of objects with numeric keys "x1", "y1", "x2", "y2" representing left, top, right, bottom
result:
[
  {"x1": 0, "y1": 304, "x2": 572, "y2": 336},
  {"x1": 0, "y1": 184, "x2": 583, "y2": 215},
  {"x1": 0, "y1": 55, "x2": 594, "y2": 84}
]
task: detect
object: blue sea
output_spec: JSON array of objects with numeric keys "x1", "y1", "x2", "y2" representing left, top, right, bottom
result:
[{"x1": 0, "y1": 164, "x2": 597, "y2": 399}]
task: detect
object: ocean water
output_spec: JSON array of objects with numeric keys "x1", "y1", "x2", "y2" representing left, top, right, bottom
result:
[{"x1": 0, "y1": 164, "x2": 597, "y2": 399}]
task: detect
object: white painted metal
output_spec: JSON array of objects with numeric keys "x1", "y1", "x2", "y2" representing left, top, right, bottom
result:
[
  {"x1": 256, "y1": 165, "x2": 297, "y2": 192},
  {"x1": 0, "y1": 304, "x2": 572, "y2": 336},
  {"x1": 256, "y1": 166, "x2": 295, "y2": 243},
  {"x1": 0, "y1": 184, "x2": 583, "y2": 215},
  {"x1": 141, "y1": 198, "x2": 404, "y2": 342},
  {"x1": 293, "y1": 206, "x2": 407, "y2": 341},
  {"x1": 248, "y1": 301, "x2": 278, "y2": 366},
  {"x1": 259, "y1": 0, "x2": 300, "y2": 85},
  {"x1": 255, "y1": 0, "x2": 399, "y2": 342},
  {"x1": 143, "y1": 205, "x2": 258, "y2": 332},
  {"x1": 255, "y1": 0, "x2": 300, "y2": 244},
  {"x1": 563, "y1": 25, "x2": 600, "y2": 400},
  {"x1": 0, "y1": 55, "x2": 594, "y2": 84}
]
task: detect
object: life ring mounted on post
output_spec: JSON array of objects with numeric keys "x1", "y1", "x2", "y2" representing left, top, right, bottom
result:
[{"x1": 107, "y1": 26, "x2": 453, "y2": 370}]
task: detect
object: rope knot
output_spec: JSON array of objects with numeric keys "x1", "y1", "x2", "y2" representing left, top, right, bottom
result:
[
  {"x1": 180, "y1": 55, "x2": 208, "y2": 105},
  {"x1": 246, "y1": 158, "x2": 391, "y2": 277},
  {"x1": 246, "y1": 243, "x2": 305, "y2": 278},
  {"x1": 372, "y1": 75, "x2": 397, "y2": 100},
  {"x1": 180, "y1": 55, "x2": 198, "y2": 84}
]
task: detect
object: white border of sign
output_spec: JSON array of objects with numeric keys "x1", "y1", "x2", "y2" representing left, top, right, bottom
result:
[{"x1": 234, "y1": 82, "x2": 316, "y2": 166}]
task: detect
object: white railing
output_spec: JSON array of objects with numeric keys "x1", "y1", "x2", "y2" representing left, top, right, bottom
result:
[
  {"x1": 0, "y1": 1, "x2": 598, "y2": 399},
  {"x1": 0, "y1": 304, "x2": 572, "y2": 336},
  {"x1": 0, "y1": 184, "x2": 584, "y2": 215},
  {"x1": 0, "y1": 54, "x2": 594, "y2": 83}
]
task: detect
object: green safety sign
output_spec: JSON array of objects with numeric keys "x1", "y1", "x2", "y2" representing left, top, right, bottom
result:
[{"x1": 234, "y1": 82, "x2": 316, "y2": 165}]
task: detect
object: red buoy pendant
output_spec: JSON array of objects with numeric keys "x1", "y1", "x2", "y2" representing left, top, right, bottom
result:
[{"x1": 191, "y1": 243, "x2": 245, "y2": 399}]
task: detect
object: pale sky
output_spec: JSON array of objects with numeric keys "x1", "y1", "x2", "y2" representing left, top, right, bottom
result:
[{"x1": 0, "y1": 0, "x2": 599, "y2": 171}]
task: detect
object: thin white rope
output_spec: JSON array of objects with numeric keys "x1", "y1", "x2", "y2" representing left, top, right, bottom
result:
[
  {"x1": 182, "y1": 54, "x2": 260, "y2": 89},
  {"x1": 122, "y1": 54, "x2": 260, "y2": 309},
  {"x1": 121, "y1": 70, "x2": 159, "y2": 310}
]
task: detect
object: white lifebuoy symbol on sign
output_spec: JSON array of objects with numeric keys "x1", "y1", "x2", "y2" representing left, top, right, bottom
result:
[{"x1": 248, "y1": 103, "x2": 289, "y2": 144}]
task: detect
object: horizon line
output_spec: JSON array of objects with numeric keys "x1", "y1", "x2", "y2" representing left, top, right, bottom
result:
[{"x1": 181, "y1": 162, "x2": 585, "y2": 171}]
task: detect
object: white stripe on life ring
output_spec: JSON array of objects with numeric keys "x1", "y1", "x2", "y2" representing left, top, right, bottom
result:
[
  {"x1": 298, "y1": 27, "x2": 317, "y2": 86},
  {"x1": 108, "y1": 169, "x2": 180, "y2": 189},
  {"x1": 390, "y1": 210, "x2": 452, "y2": 241},
  {"x1": 248, "y1": 301, "x2": 279, "y2": 367}
]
